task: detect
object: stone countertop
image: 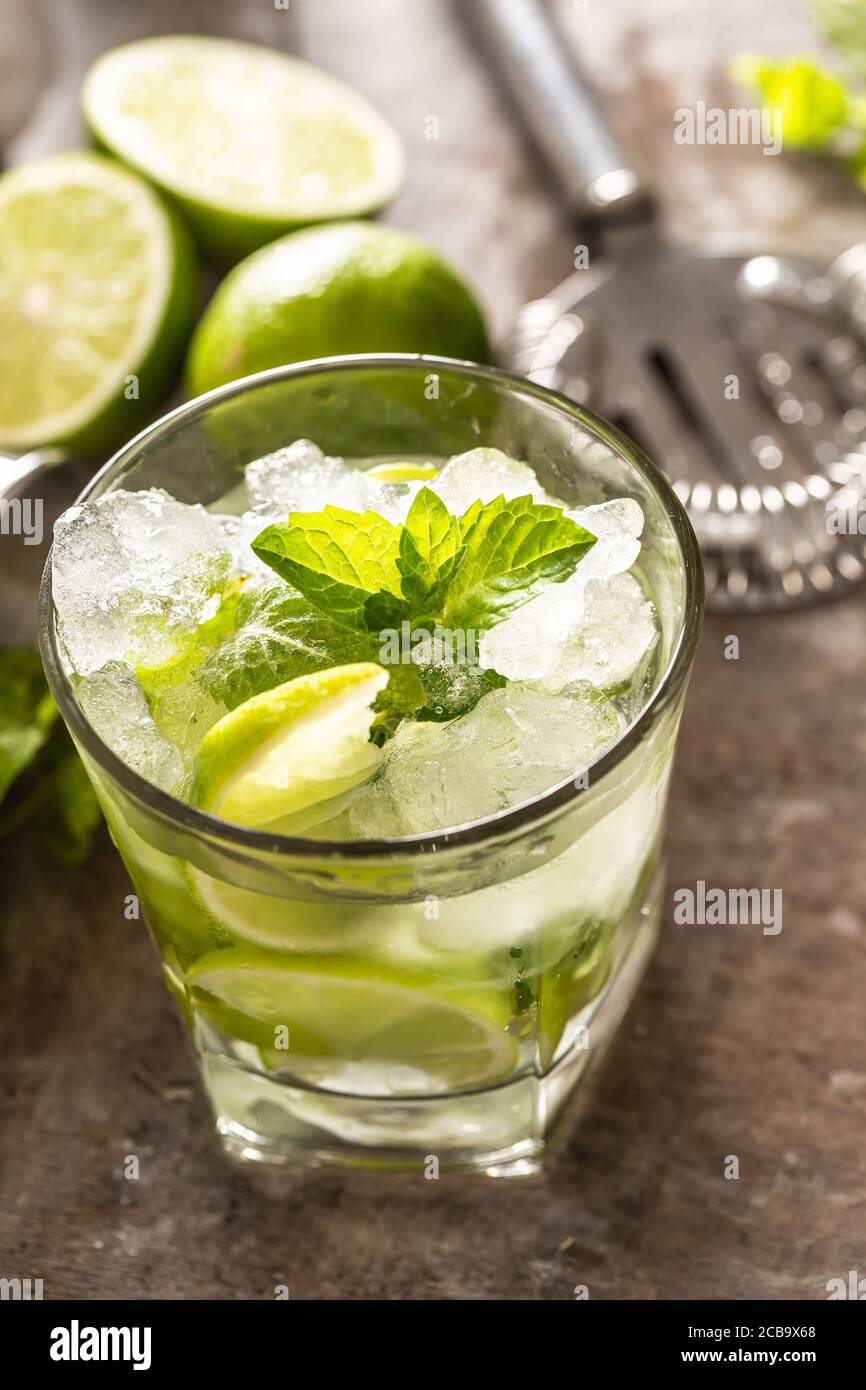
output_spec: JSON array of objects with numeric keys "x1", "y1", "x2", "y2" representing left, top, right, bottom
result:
[{"x1": 1, "y1": 0, "x2": 864, "y2": 1300}]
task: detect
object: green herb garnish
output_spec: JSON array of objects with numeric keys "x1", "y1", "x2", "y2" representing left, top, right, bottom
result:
[
  {"x1": 732, "y1": 1, "x2": 866, "y2": 183},
  {"x1": 252, "y1": 487, "x2": 595, "y2": 636},
  {"x1": 0, "y1": 647, "x2": 100, "y2": 865}
]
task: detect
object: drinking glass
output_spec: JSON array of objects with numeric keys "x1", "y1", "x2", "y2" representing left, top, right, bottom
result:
[{"x1": 40, "y1": 355, "x2": 703, "y2": 1176}]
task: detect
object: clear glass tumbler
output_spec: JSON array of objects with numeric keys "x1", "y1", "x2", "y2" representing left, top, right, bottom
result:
[{"x1": 40, "y1": 355, "x2": 703, "y2": 1177}]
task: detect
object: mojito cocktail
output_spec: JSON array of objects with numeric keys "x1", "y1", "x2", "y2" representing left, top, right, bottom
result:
[{"x1": 41, "y1": 357, "x2": 702, "y2": 1175}]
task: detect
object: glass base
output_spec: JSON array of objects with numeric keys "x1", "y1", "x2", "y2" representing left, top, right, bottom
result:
[{"x1": 202, "y1": 895, "x2": 660, "y2": 1179}]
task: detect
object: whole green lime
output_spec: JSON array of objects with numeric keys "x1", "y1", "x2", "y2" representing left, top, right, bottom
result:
[{"x1": 185, "y1": 222, "x2": 490, "y2": 396}]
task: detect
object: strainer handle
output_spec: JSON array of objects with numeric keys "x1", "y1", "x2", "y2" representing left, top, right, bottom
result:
[
  {"x1": 469, "y1": 0, "x2": 654, "y2": 224},
  {"x1": 0, "y1": 449, "x2": 66, "y2": 500}
]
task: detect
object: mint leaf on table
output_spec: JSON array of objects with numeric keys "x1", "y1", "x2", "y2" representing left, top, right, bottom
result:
[
  {"x1": 442, "y1": 495, "x2": 596, "y2": 629},
  {"x1": 731, "y1": 56, "x2": 849, "y2": 148},
  {"x1": 0, "y1": 647, "x2": 57, "y2": 800},
  {"x1": 252, "y1": 507, "x2": 411, "y2": 632},
  {"x1": 38, "y1": 738, "x2": 102, "y2": 867},
  {"x1": 732, "y1": 5, "x2": 866, "y2": 190},
  {"x1": 397, "y1": 487, "x2": 463, "y2": 614},
  {"x1": 0, "y1": 646, "x2": 101, "y2": 865}
]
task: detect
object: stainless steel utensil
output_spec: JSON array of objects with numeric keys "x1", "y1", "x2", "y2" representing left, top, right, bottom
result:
[
  {"x1": 471, "y1": 0, "x2": 866, "y2": 611},
  {"x1": 0, "y1": 448, "x2": 66, "y2": 499}
]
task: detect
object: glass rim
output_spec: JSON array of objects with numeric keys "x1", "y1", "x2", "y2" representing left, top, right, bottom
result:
[{"x1": 39, "y1": 353, "x2": 705, "y2": 862}]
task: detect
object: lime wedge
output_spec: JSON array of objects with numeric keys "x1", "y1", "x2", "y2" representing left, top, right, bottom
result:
[
  {"x1": 191, "y1": 662, "x2": 387, "y2": 828},
  {"x1": 0, "y1": 153, "x2": 196, "y2": 453},
  {"x1": 189, "y1": 949, "x2": 517, "y2": 1092},
  {"x1": 83, "y1": 36, "x2": 405, "y2": 263},
  {"x1": 365, "y1": 461, "x2": 440, "y2": 484}
]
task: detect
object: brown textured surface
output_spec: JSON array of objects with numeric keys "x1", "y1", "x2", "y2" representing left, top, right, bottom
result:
[{"x1": 1, "y1": 0, "x2": 864, "y2": 1300}]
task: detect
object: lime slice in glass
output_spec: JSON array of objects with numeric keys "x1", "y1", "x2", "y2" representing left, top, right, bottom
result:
[
  {"x1": 83, "y1": 36, "x2": 405, "y2": 262},
  {"x1": 189, "y1": 950, "x2": 517, "y2": 1092},
  {"x1": 184, "y1": 864, "x2": 373, "y2": 953},
  {"x1": 191, "y1": 662, "x2": 387, "y2": 829},
  {"x1": 365, "y1": 461, "x2": 440, "y2": 484},
  {"x1": 0, "y1": 152, "x2": 196, "y2": 452}
]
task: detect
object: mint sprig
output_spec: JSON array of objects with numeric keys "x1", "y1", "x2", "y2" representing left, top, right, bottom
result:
[
  {"x1": 252, "y1": 487, "x2": 595, "y2": 636},
  {"x1": 250, "y1": 487, "x2": 595, "y2": 724},
  {"x1": 0, "y1": 647, "x2": 56, "y2": 801}
]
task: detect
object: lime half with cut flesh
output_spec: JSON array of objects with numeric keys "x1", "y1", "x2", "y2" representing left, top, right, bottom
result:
[
  {"x1": 83, "y1": 36, "x2": 405, "y2": 263},
  {"x1": 0, "y1": 152, "x2": 196, "y2": 453}
]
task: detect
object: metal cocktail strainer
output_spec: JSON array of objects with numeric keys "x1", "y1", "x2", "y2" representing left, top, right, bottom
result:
[{"x1": 471, "y1": 0, "x2": 866, "y2": 611}]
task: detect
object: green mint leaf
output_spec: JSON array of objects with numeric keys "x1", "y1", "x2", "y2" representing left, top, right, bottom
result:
[
  {"x1": 361, "y1": 588, "x2": 414, "y2": 633},
  {"x1": 245, "y1": 488, "x2": 598, "y2": 728},
  {"x1": 443, "y1": 494, "x2": 596, "y2": 629},
  {"x1": 0, "y1": 647, "x2": 58, "y2": 802},
  {"x1": 196, "y1": 580, "x2": 372, "y2": 708},
  {"x1": 37, "y1": 737, "x2": 101, "y2": 867},
  {"x1": 397, "y1": 487, "x2": 463, "y2": 612},
  {"x1": 730, "y1": 55, "x2": 849, "y2": 148},
  {"x1": 252, "y1": 507, "x2": 410, "y2": 632},
  {"x1": 195, "y1": 579, "x2": 425, "y2": 716},
  {"x1": 0, "y1": 645, "x2": 101, "y2": 864}
]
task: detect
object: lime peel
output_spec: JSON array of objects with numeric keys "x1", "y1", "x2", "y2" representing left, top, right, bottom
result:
[{"x1": 191, "y1": 662, "x2": 388, "y2": 828}]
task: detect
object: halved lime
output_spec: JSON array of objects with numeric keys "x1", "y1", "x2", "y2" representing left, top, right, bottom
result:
[
  {"x1": 191, "y1": 662, "x2": 388, "y2": 828},
  {"x1": 0, "y1": 152, "x2": 196, "y2": 453},
  {"x1": 189, "y1": 949, "x2": 517, "y2": 1092},
  {"x1": 83, "y1": 36, "x2": 405, "y2": 263}
]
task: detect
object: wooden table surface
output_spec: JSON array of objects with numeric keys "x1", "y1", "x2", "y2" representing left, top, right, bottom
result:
[{"x1": 1, "y1": 0, "x2": 864, "y2": 1300}]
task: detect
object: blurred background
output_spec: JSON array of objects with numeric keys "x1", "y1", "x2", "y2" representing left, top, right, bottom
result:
[
  {"x1": 3, "y1": 0, "x2": 865, "y2": 336},
  {"x1": 1, "y1": 0, "x2": 864, "y2": 1301}
]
